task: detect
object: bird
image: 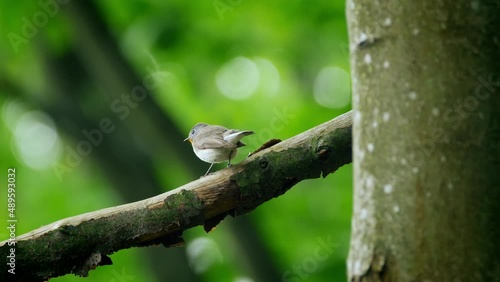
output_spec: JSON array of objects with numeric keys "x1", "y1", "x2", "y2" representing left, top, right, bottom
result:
[{"x1": 184, "y1": 123, "x2": 254, "y2": 176}]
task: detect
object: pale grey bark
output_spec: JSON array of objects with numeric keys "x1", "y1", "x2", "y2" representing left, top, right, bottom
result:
[{"x1": 347, "y1": 0, "x2": 500, "y2": 281}]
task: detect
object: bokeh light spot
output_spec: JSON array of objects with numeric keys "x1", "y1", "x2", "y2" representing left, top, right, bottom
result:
[
  {"x1": 2, "y1": 98, "x2": 28, "y2": 132},
  {"x1": 216, "y1": 57, "x2": 260, "y2": 100},
  {"x1": 186, "y1": 237, "x2": 223, "y2": 274},
  {"x1": 254, "y1": 57, "x2": 280, "y2": 96},
  {"x1": 13, "y1": 111, "x2": 62, "y2": 170},
  {"x1": 313, "y1": 66, "x2": 351, "y2": 109}
]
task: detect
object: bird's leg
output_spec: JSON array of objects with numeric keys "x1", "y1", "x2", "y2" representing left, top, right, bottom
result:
[
  {"x1": 227, "y1": 152, "x2": 232, "y2": 167},
  {"x1": 204, "y1": 163, "x2": 214, "y2": 176}
]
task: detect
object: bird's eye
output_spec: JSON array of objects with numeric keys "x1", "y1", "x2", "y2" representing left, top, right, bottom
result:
[{"x1": 191, "y1": 129, "x2": 195, "y2": 135}]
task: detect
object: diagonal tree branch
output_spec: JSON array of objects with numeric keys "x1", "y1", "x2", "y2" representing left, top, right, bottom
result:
[{"x1": 1, "y1": 111, "x2": 352, "y2": 281}]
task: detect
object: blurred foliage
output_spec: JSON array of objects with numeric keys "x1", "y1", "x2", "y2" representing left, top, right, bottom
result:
[{"x1": 0, "y1": 0, "x2": 352, "y2": 281}]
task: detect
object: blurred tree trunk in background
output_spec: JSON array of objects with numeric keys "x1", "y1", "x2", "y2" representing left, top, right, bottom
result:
[
  {"x1": 30, "y1": 1, "x2": 282, "y2": 281},
  {"x1": 347, "y1": 1, "x2": 500, "y2": 281}
]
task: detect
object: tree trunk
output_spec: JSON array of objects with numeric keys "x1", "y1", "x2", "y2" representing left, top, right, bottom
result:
[{"x1": 346, "y1": 0, "x2": 500, "y2": 281}]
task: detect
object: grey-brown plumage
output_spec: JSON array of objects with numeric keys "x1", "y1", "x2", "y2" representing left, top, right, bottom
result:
[{"x1": 184, "y1": 123, "x2": 254, "y2": 176}]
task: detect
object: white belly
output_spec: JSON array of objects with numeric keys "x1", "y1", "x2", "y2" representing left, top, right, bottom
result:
[{"x1": 194, "y1": 147, "x2": 238, "y2": 163}]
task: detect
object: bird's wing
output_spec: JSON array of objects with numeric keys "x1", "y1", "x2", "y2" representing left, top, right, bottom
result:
[
  {"x1": 224, "y1": 130, "x2": 254, "y2": 144},
  {"x1": 197, "y1": 137, "x2": 236, "y2": 149},
  {"x1": 194, "y1": 125, "x2": 230, "y2": 149}
]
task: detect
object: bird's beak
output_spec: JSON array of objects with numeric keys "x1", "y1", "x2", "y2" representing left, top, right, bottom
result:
[{"x1": 183, "y1": 137, "x2": 191, "y2": 143}]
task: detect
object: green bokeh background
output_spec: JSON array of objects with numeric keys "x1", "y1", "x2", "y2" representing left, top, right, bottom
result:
[{"x1": 0, "y1": 1, "x2": 352, "y2": 281}]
